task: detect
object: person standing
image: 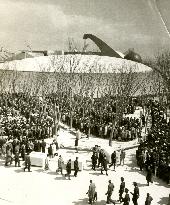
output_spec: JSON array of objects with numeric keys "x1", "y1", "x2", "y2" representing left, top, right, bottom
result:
[
  {"x1": 101, "y1": 155, "x2": 108, "y2": 176},
  {"x1": 87, "y1": 125, "x2": 91, "y2": 139},
  {"x1": 74, "y1": 157, "x2": 79, "y2": 177},
  {"x1": 120, "y1": 149, "x2": 125, "y2": 165},
  {"x1": 52, "y1": 142, "x2": 56, "y2": 157},
  {"x1": 48, "y1": 144, "x2": 53, "y2": 158},
  {"x1": 53, "y1": 139, "x2": 59, "y2": 151},
  {"x1": 131, "y1": 182, "x2": 139, "y2": 205},
  {"x1": 86, "y1": 180, "x2": 96, "y2": 205},
  {"x1": 14, "y1": 142, "x2": 20, "y2": 155},
  {"x1": 44, "y1": 155, "x2": 49, "y2": 171},
  {"x1": 98, "y1": 148, "x2": 103, "y2": 167},
  {"x1": 24, "y1": 152, "x2": 31, "y2": 172},
  {"x1": 5, "y1": 145, "x2": 13, "y2": 166},
  {"x1": 65, "y1": 159, "x2": 71, "y2": 180},
  {"x1": 91, "y1": 152, "x2": 98, "y2": 171},
  {"x1": 37, "y1": 140, "x2": 41, "y2": 152},
  {"x1": 119, "y1": 177, "x2": 125, "y2": 202},
  {"x1": 28, "y1": 140, "x2": 34, "y2": 152},
  {"x1": 145, "y1": 193, "x2": 153, "y2": 205},
  {"x1": 57, "y1": 155, "x2": 64, "y2": 175},
  {"x1": 109, "y1": 151, "x2": 116, "y2": 171},
  {"x1": 75, "y1": 128, "x2": 81, "y2": 153},
  {"x1": 21, "y1": 143, "x2": 26, "y2": 161},
  {"x1": 105, "y1": 180, "x2": 114, "y2": 204},
  {"x1": 104, "y1": 124, "x2": 108, "y2": 139},
  {"x1": 146, "y1": 166, "x2": 153, "y2": 186},
  {"x1": 34, "y1": 140, "x2": 38, "y2": 152},
  {"x1": 14, "y1": 149, "x2": 20, "y2": 167},
  {"x1": 138, "y1": 151, "x2": 144, "y2": 171},
  {"x1": 123, "y1": 188, "x2": 130, "y2": 205},
  {"x1": 41, "y1": 139, "x2": 46, "y2": 153}
]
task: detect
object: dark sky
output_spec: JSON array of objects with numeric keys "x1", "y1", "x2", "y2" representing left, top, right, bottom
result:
[{"x1": 0, "y1": 0, "x2": 170, "y2": 58}]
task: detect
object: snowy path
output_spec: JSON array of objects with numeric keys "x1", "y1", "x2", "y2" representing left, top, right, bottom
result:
[{"x1": 0, "y1": 128, "x2": 169, "y2": 205}]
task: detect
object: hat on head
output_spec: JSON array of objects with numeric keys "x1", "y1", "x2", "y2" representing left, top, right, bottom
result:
[
  {"x1": 125, "y1": 188, "x2": 129, "y2": 192},
  {"x1": 121, "y1": 177, "x2": 124, "y2": 181}
]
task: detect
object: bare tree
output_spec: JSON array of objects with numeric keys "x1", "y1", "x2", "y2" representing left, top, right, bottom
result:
[{"x1": 144, "y1": 51, "x2": 170, "y2": 103}]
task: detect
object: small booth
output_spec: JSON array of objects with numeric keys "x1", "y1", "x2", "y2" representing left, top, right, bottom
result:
[{"x1": 30, "y1": 152, "x2": 47, "y2": 167}]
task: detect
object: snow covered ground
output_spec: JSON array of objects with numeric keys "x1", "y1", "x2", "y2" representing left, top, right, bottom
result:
[{"x1": 0, "y1": 126, "x2": 169, "y2": 205}]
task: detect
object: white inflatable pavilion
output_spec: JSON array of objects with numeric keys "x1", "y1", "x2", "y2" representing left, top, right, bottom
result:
[{"x1": 0, "y1": 54, "x2": 152, "y2": 73}]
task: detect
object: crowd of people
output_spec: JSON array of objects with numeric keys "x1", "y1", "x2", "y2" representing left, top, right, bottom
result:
[
  {"x1": 86, "y1": 179, "x2": 153, "y2": 205},
  {"x1": 0, "y1": 93, "x2": 56, "y2": 140},
  {"x1": 0, "y1": 92, "x2": 142, "y2": 144},
  {"x1": 136, "y1": 100, "x2": 170, "y2": 185},
  {"x1": 91, "y1": 145, "x2": 126, "y2": 173},
  {"x1": 0, "y1": 92, "x2": 169, "y2": 204},
  {"x1": 0, "y1": 134, "x2": 60, "y2": 167},
  {"x1": 62, "y1": 95, "x2": 142, "y2": 141}
]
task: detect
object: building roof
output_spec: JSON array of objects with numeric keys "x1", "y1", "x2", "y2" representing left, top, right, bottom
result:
[{"x1": 0, "y1": 54, "x2": 152, "y2": 73}]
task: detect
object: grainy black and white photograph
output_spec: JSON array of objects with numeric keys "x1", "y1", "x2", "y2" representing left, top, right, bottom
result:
[{"x1": 0, "y1": 0, "x2": 170, "y2": 205}]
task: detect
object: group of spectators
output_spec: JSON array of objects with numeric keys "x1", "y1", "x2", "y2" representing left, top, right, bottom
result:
[
  {"x1": 61, "y1": 95, "x2": 142, "y2": 141},
  {"x1": 0, "y1": 135, "x2": 47, "y2": 166},
  {"x1": 136, "y1": 100, "x2": 170, "y2": 184},
  {"x1": 0, "y1": 92, "x2": 142, "y2": 143},
  {"x1": 0, "y1": 91, "x2": 169, "y2": 204},
  {"x1": 0, "y1": 93, "x2": 57, "y2": 141}
]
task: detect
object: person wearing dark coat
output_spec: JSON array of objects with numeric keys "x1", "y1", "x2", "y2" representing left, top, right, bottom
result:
[
  {"x1": 146, "y1": 166, "x2": 153, "y2": 186},
  {"x1": 54, "y1": 140, "x2": 59, "y2": 150},
  {"x1": 98, "y1": 149, "x2": 104, "y2": 167},
  {"x1": 37, "y1": 140, "x2": 41, "y2": 152},
  {"x1": 65, "y1": 159, "x2": 71, "y2": 180},
  {"x1": 74, "y1": 157, "x2": 79, "y2": 177},
  {"x1": 119, "y1": 177, "x2": 125, "y2": 202},
  {"x1": 12, "y1": 138, "x2": 18, "y2": 155},
  {"x1": 14, "y1": 150, "x2": 20, "y2": 167},
  {"x1": 131, "y1": 182, "x2": 139, "y2": 205},
  {"x1": 48, "y1": 144, "x2": 53, "y2": 158},
  {"x1": 34, "y1": 140, "x2": 38, "y2": 152},
  {"x1": 123, "y1": 188, "x2": 130, "y2": 205},
  {"x1": 138, "y1": 152, "x2": 144, "y2": 171},
  {"x1": 105, "y1": 180, "x2": 114, "y2": 204},
  {"x1": 145, "y1": 193, "x2": 153, "y2": 205},
  {"x1": 109, "y1": 151, "x2": 116, "y2": 170},
  {"x1": 24, "y1": 152, "x2": 31, "y2": 172},
  {"x1": 41, "y1": 139, "x2": 46, "y2": 153},
  {"x1": 91, "y1": 152, "x2": 98, "y2": 171},
  {"x1": 21, "y1": 143, "x2": 26, "y2": 161},
  {"x1": 75, "y1": 129, "x2": 80, "y2": 153}
]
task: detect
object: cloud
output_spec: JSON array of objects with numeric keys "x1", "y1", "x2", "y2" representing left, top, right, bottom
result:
[
  {"x1": 0, "y1": 1, "x2": 68, "y2": 50},
  {"x1": 0, "y1": 0, "x2": 117, "y2": 51},
  {"x1": 0, "y1": 0, "x2": 126, "y2": 53},
  {"x1": 0, "y1": 0, "x2": 170, "y2": 57}
]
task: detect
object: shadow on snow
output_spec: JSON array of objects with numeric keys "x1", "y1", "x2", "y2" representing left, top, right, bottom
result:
[{"x1": 72, "y1": 198, "x2": 106, "y2": 205}]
